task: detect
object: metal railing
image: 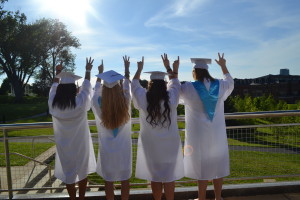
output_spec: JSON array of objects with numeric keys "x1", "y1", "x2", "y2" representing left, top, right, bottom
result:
[{"x1": 1, "y1": 110, "x2": 300, "y2": 199}]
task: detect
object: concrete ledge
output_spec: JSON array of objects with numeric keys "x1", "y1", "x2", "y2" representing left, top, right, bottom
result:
[{"x1": 1, "y1": 181, "x2": 299, "y2": 199}]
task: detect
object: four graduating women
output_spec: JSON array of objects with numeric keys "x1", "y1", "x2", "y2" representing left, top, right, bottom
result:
[{"x1": 49, "y1": 53, "x2": 233, "y2": 200}]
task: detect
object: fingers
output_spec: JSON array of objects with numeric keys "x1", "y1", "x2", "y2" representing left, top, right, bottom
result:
[
  {"x1": 60, "y1": 60, "x2": 63, "y2": 65},
  {"x1": 142, "y1": 56, "x2": 144, "y2": 64},
  {"x1": 87, "y1": 57, "x2": 94, "y2": 64},
  {"x1": 101, "y1": 59, "x2": 103, "y2": 66}
]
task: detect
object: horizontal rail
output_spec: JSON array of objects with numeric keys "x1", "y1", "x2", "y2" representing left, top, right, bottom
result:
[
  {"x1": 0, "y1": 110, "x2": 299, "y2": 130},
  {"x1": 1, "y1": 174, "x2": 300, "y2": 193}
]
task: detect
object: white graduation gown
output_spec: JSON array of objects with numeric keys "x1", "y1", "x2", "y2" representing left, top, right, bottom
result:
[
  {"x1": 48, "y1": 80, "x2": 97, "y2": 184},
  {"x1": 131, "y1": 78, "x2": 184, "y2": 182},
  {"x1": 91, "y1": 79, "x2": 132, "y2": 181},
  {"x1": 180, "y1": 73, "x2": 234, "y2": 180}
]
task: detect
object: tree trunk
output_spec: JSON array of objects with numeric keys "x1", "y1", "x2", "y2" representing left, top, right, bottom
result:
[{"x1": 11, "y1": 79, "x2": 25, "y2": 103}]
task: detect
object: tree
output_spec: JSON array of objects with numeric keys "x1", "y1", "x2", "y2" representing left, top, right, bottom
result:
[
  {"x1": 0, "y1": 10, "x2": 47, "y2": 102},
  {"x1": 0, "y1": 11, "x2": 80, "y2": 102},
  {"x1": 33, "y1": 18, "x2": 80, "y2": 83},
  {"x1": 0, "y1": 77, "x2": 10, "y2": 95}
]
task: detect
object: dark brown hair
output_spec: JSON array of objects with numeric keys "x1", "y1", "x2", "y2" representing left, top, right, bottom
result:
[
  {"x1": 193, "y1": 68, "x2": 215, "y2": 82},
  {"x1": 146, "y1": 80, "x2": 171, "y2": 128},
  {"x1": 52, "y1": 84, "x2": 77, "y2": 110}
]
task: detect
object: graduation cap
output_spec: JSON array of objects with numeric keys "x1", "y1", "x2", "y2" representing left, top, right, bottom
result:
[
  {"x1": 191, "y1": 58, "x2": 211, "y2": 70},
  {"x1": 96, "y1": 70, "x2": 124, "y2": 88},
  {"x1": 55, "y1": 72, "x2": 82, "y2": 84},
  {"x1": 144, "y1": 71, "x2": 169, "y2": 80}
]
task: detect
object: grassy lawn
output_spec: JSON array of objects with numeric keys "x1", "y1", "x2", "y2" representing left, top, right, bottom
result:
[
  {"x1": 0, "y1": 102, "x2": 48, "y2": 122},
  {"x1": 0, "y1": 142, "x2": 55, "y2": 166}
]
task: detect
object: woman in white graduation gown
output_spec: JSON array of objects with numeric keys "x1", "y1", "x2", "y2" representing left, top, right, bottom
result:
[
  {"x1": 48, "y1": 58, "x2": 97, "y2": 200},
  {"x1": 180, "y1": 53, "x2": 234, "y2": 200},
  {"x1": 91, "y1": 56, "x2": 132, "y2": 200},
  {"x1": 131, "y1": 54, "x2": 184, "y2": 200}
]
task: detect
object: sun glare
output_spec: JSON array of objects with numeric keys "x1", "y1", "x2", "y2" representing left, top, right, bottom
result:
[{"x1": 35, "y1": 0, "x2": 93, "y2": 27}]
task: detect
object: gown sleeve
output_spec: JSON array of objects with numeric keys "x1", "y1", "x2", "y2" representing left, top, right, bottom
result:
[
  {"x1": 123, "y1": 79, "x2": 131, "y2": 102},
  {"x1": 167, "y1": 78, "x2": 180, "y2": 106},
  {"x1": 76, "y1": 79, "x2": 92, "y2": 111},
  {"x1": 48, "y1": 82, "x2": 59, "y2": 111},
  {"x1": 131, "y1": 79, "x2": 147, "y2": 110},
  {"x1": 219, "y1": 73, "x2": 234, "y2": 101}
]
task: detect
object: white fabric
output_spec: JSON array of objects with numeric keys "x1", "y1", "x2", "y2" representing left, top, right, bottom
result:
[
  {"x1": 180, "y1": 73, "x2": 234, "y2": 180},
  {"x1": 131, "y1": 78, "x2": 184, "y2": 182},
  {"x1": 91, "y1": 79, "x2": 132, "y2": 181},
  {"x1": 48, "y1": 80, "x2": 97, "y2": 184},
  {"x1": 56, "y1": 72, "x2": 82, "y2": 84}
]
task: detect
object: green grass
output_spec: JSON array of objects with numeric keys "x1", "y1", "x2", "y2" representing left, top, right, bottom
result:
[
  {"x1": 0, "y1": 102, "x2": 48, "y2": 122},
  {"x1": 0, "y1": 142, "x2": 55, "y2": 166}
]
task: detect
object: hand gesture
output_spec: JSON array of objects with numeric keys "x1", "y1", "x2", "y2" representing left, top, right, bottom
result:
[
  {"x1": 215, "y1": 53, "x2": 226, "y2": 68},
  {"x1": 123, "y1": 55, "x2": 130, "y2": 70},
  {"x1": 55, "y1": 61, "x2": 63, "y2": 71},
  {"x1": 172, "y1": 56, "x2": 180, "y2": 72},
  {"x1": 161, "y1": 53, "x2": 170, "y2": 69},
  {"x1": 98, "y1": 59, "x2": 104, "y2": 73},
  {"x1": 86, "y1": 57, "x2": 94, "y2": 70},
  {"x1": 137, "y1": 56, "x2": 144, "y2": 71}
]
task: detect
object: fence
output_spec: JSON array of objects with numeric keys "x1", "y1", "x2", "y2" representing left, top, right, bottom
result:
[{"x1": 1, "y1": 110, "x2": 300, "y2": 199}]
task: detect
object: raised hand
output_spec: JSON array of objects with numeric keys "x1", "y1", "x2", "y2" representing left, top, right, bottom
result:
[
  {"x1": 161, "y1": 53, "x2": 171, "y2": 71},
  {"x1": 137, "y1": 56, "x2": 144, "y2": 71},
  {"x1": 86, "y1": 57, "x2": 94, "y2": 71},
  {"x1": 172, "y1": 56, "x2": 180, "y2": 73},
  {"x1": 98, "y1": 59, "x2": 104, "y2": 74},
  {"x1": 55, "y1": 61, "x2": 63, "y2": 73},
  {"x1": 215, "y1": 53, "x2": 226, "y2": 68},
  {"x1": 123, "y1": 55, "x2": 130, "y2": 70}
]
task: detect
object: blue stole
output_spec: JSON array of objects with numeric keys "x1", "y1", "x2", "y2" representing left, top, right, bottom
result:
[
  {"x1": 192, "y1": 80, "x2": 219, "y2": 121},
  {"x1": 98, "y1": 96, "x2": 119, "y2": 137}
]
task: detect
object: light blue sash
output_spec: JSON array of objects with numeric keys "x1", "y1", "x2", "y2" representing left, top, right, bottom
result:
[
  {"x1": 192, "y1": 80, "x2": 219, "y2": 121},
  {"x1": 98, "y1": 96, "x2": 119, "y2": 137}
]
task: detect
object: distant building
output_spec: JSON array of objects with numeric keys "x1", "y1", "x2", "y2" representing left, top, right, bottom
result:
[{"x1": 232, "y1": 69, "x2": 300, "y2": 103}]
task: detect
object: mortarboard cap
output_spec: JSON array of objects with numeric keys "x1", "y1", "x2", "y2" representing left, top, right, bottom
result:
[
  {"x1": 144, "y1": 71, "x2": 169, "y2": 80},
  {"x1": 96, "y1": 70, "x2": 124, "y2": 88},
  {"x1": 56, "y1": 72, "x2": 82, "y2": 84},
  {"x1": 191, "y1": 58, "x2": 211, "y2": 69}
]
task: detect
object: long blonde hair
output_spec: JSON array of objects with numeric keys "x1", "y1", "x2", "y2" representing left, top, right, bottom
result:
[{"x1": 100, "y1": 83, "x2": 130, "y2": 129}]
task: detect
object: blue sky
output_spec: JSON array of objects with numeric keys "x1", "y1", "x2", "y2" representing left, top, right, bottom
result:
[{"x1": 2, "y1": 0, "x2": 300, "y2": 85}]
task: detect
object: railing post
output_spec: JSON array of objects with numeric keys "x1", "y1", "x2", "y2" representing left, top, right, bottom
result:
[{"x1": 3, "y1": 129, "x2": 13, "y2": 199}]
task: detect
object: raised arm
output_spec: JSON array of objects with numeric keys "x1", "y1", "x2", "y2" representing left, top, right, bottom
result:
[
  {"x1": 123, "y1": 55, "x2": 130, "y2": 80},
  {"x1": 215, "y1": 52, "x2": 229, "y2": 75},
  {"x1": 85, "y1": 57, "x2": 94, "y2": 81},
  {"x1": 53, "y1": 61, "x2": 63, "y2": 83},
  {"x1": 133, "y1": 56, "x2": 144, "y2": 80},
  {"x1": 172, "y1": 56, "x2": 179, "y2": 79},
  {"x1": 161, "y1": 53, "x2": 173, "y2": 79},
  {"x1": 96, "y1": 60, "x2": 104, "y2": 83}
]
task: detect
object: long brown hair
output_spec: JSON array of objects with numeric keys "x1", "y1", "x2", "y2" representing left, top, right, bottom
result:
[
  {"x1": 100, "y1": 83, "x2": 130, "y2": 129},
  {"x1": 146, "y1": 80, "x2": 171, "y2": 128},
  {"x1": 52, "y1": 84, "x2": 77, "y2": 110},
  {"x1": 193, "y1": 68, "x2": 215, "y2": 82}
]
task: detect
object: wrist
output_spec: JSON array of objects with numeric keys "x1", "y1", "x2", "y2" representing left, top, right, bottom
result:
[{"x1": 86, "y1": 70, "x2": 91, "y2": 73}]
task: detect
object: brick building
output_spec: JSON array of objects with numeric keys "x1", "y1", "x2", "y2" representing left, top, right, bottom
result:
[{"x1": 232, "y1": 69, "x2": 300, "y2": 103}]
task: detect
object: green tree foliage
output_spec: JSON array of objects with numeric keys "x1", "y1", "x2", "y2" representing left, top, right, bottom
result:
[
  {"x1": 0, "y1": 8, "x2": 80, "y2": 101},
  {"x1": 0, "y1": 10, "x2": 46, "y2": 102}
]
